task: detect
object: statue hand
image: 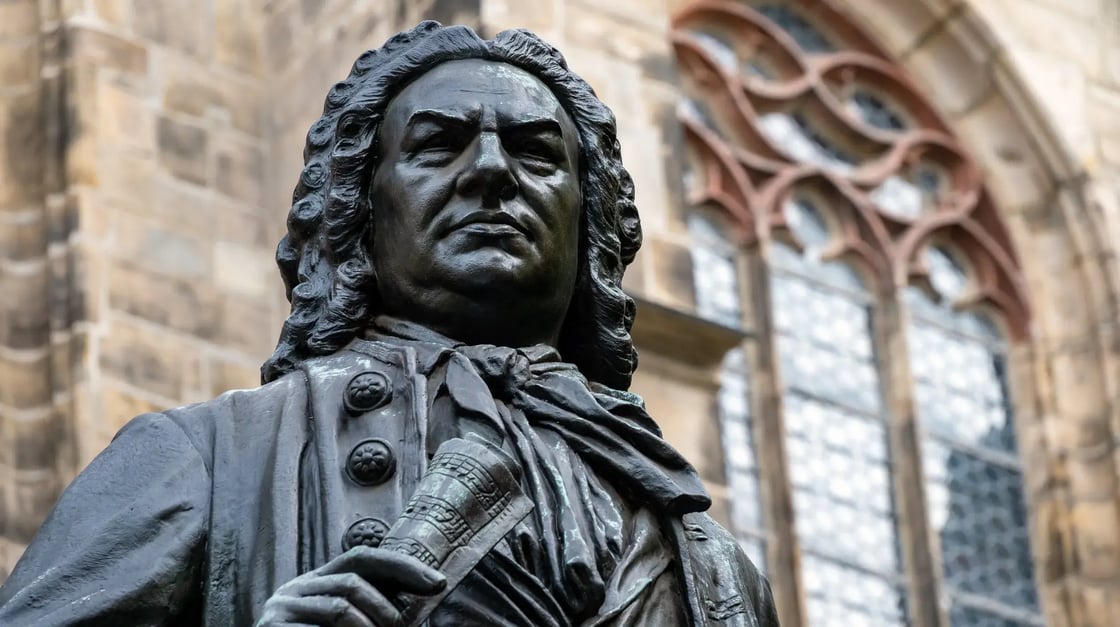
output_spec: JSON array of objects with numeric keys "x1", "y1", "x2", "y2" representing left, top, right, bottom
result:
[{"x1": 255, "y1": 547, "x2": 447, "y2": 627}]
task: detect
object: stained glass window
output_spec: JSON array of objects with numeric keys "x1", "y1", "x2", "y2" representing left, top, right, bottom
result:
[
  {"x1": 754, "y1": 4, "x2": 834, "y2": 53},
  {"x1": 847, "y1": 90, "x2": 907, "y2": 132},
  {"x1": 689, "y1": 210, "x2": 742, "y2": 326},
  {"x1": 673, "y1": 1, "x2": 1037, "y2": 625},
  {"x1": 774, "y1": 199, "x2": 907, "y2": 626},
  {"x1": 719, "y1": 347, "x2": 767, "y2": 567},
  {"x1": 908, "y1": 250, "x2": 1041, "y2": 626}
]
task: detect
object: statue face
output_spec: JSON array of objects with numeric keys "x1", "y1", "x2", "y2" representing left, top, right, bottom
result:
[{"x1": 370, "y1": 58, "x2": 581, "y2": 334}]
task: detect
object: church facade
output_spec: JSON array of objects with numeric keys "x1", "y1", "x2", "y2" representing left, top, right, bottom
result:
[{"x1": 0, "y1": 1, "x2": 1118, "y2": 625}]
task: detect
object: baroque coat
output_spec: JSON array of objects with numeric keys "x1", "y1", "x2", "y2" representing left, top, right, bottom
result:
[{"x1": 0, "y1": 320, "x2": 777, "y2": 627}]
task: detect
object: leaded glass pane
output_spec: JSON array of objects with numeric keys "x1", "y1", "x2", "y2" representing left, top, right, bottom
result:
[
  {"x1": 915, "y1": 164, "x2": 943, "y2": 197},
  {"x1": 949, "y1": 600, "x2": 1042, "y2": 627},
  {"x1": 848, "y1": 90, "x2": 906, "y2": 131},
  {"x1": 689, "y1": 213, "x2": 742, "y2": 326},
  {"x1": 769, "y1": 203, "x2": 904, "y2": 625},
  {"x1": 928, "y1": 247, "x2": 967, "y2": 300},
  {"x1": 784, "y1": 197, "x2": 830, "y2": 248},
  {"x1": 718, "y1": 348, "x2": 767, "y2": 561},
  {"x1": 909, "y1": 281, "x2": 1041, "y2": 625},
  {"x1": 758, "y1": 112, "x2": 857, "y2": 173},
  {"x1": 754, "y1": 4, "x2": 834, "y2": 53},
  {"x1": 690, "y1": 30, "x2": 738, "y2": 74},
  {"x1": 785, "y1": 395, "x2": 896, "y2": 572},
  {"x1": 872, "y1": 176, "x2": 925, "y2": 220},
  {"x1": 802, "y1": 555, "x2": 907, "y2": 627}
]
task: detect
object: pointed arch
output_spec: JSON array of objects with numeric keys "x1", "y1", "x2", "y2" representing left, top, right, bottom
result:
[{"x1": 669, "y1": 1, "x2": 1108, "y2": 625}]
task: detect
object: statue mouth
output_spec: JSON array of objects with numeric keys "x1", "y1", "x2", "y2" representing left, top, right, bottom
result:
[{"x1": 449, "y1": 211, "x2": 532, "y2": 239}]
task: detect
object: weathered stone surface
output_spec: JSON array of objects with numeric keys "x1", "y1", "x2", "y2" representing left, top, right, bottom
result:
[
  {"x1": 162, "y1": 57, "x2": 262, "y2": 135},
  {"x1": 0, "y1": 264, "x2": 49, "y2": 350},
  {"x1": 131, "y1": 0, "x2": 212, "y2": 60},
  {"x1": 0, "y1": 41, "x2": 38, "y2": 86},
  {"x1": 212, "y1": 135, "x2": 264, "y2": 204},
  {"x1": 644, "y1": 234, "x2": 697, "y2": 312},
  {"x1": 0, "y1": 350, "x2": 49, "y2": 411},
  {"x1": 107, "y1": 260, "x2": 221, "y2": 339},
  {"x1": 215, "y1": 0, "x2": 263, "y2": 75},
  {"x1": 208, "y1": 356, "x2": 261, "y2": 397},
  {"x1": 1070, "y1": 498, "x2": 1120, "y2": 580},
  {"x1": 213, "y1": 242, "x2": 273, "y2": 299},
  {"x1": 68, "y1": 26, "x2": 149, "y2": 75},
  {"x1": 156, "y1": 116, "x2": 209, "y2": 185},
  {"x1": 100, "y1": 315, "x2": 203, "y2": 401},
  {"x1": 0, "y1": 1, "x2": 38, "y2": 39},
  {"x1": 0, "y1": 89, "x2": 45, "y2": 209}
]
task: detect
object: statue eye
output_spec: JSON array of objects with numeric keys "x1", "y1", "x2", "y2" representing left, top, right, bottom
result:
[
  {"x1": 418, "y1": 132, "x2": 459, "y2": 153},
  {"x1": 510, "y1": 138, "x2": 561, "y2": 171}
]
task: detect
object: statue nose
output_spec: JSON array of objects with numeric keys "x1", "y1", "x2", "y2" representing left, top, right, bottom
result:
[{"x1": 456, "y1": 133, "x2": 518, "y2": 204}]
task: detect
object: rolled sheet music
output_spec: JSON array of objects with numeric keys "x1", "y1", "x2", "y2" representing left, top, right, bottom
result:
[{"x1": 381, "y1": 436, "x2": 534, "y2": 626}]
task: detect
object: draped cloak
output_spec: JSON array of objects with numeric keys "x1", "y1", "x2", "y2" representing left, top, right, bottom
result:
[{"x1": 0, "y1": 320, "x2": 778, "y2": 626}]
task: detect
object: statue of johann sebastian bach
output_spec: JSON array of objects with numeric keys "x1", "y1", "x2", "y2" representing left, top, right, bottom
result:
[{"x1": 0, "y1": 22, "x2": 778, "y2": 627}]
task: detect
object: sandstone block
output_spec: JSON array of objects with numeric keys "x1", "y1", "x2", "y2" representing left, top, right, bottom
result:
[
  {"x1": 0, "y1": 89, "x2": 45, "y2": 209},
  {"x1": 209, "y1": 356, "x2": 262, "y2": 397},
  {"x1": 0, "y1": 209, "x2": 46, "y2": 264},
  {"x1": 157, "y1": 115, "x2": 209, "y2": 185},
  {"x1": 0, "y1": 264, "x2": 49, "y2": 350},
  {"x1": 131, "y1": 0, "x2": 212, "y2": 60},
  {"x1": 111, "y1": 215, "x2": 212, "y2": 281},
  {"x1": 0, "y1": 40, "x2": 38, "y2": 87},
  {"x1": 0, "y1": 0, "x2": 38, "y2": 39},
  {"x1": 645, "y1": 234, "x2": 697, "y2": 312},
  {"x1": 6, "y1": 470, "x2": 60, "y2": 542},
  {"x1": 0, "y1": 351, "x2": 50, "y2": 410},
  {"x1": 8, "y1": 409, "x2": 64, "y2": 471},
  {"x1": 162, "y1": 59, "x2": 262, "y2": 136},
  {"x1": 213, "y1": 241, "x2": 274, "y2": 299},
  {"x1": 91, "y1": 0, "x2": 130, "y2": 28},
  {"x1": 212, "y1": 136, "x2": 264, "y2": 205},
  {"x1": 215, "y1": 0, "x2": 263, "y2": 75},
  {"x1": 218, "y1": 293, "x2": 279, "y2": 359},
  {"x1": 1070, "y1": 498, "x2": 1120, "y2": 579},
  {"x1": 69, "y1": 26, "x2": 149, "y2": 75},
  {"x1": 107, "y1": 260, "x2": 222, "y2": 339},
  {"x1": 99, "y1": 381, "x2": 172, "y2": 435},
  {"x1": 100, "y1": 314, "x2": 203, "y2": 401},
  {"x1": 96, "y1": 79, "x2": 154, "y2": 153}
]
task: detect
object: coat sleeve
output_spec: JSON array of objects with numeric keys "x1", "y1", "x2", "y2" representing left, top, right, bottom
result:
[{"x1": 0, "y1": 412, "x2": 211, "y2": 626}]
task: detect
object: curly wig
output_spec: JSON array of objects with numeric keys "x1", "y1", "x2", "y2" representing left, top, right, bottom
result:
[{"x1": 262, "y1": 21, "x2": 643, "y2": 390}]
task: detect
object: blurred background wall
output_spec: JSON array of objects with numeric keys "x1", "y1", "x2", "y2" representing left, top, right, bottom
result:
[{"x1": 1, "y1": 1, "x2": 1118, "y2": 625}]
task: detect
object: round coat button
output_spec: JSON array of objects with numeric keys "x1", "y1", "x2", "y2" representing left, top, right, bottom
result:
[
  {"x1": 344, "y1": 371, "x2": 391, "y2": 414},
  {"x1": 346, "y1": 439, "x2": 396, "y2": 486},
  {"x1": 342, "y1": 517, "x2": 390, "y2": 551}
]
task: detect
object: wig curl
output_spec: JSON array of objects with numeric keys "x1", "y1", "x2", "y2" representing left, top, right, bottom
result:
[{"x1": 262, "y1": 22, "x2": 643, "y2": 390}]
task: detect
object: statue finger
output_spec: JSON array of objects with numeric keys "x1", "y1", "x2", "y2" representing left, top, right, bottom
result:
[
  {"x1": 317, "y1": 547, "x2": 447, "y2": 595},
  {"x1": 268, "y1": 595, "x2": 376, "y2": 627},
  {"x1": 286, "y1": 573, "x2": 404, "y2": 627}
]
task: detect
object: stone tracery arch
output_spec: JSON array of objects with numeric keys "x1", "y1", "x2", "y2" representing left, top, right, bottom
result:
[{"x1": 670, "y1": 1, "x2": 1116, "y2": 625}]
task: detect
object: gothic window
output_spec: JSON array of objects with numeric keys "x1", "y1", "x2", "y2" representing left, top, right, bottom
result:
[{"x1": 673, "y1": 1, "x2": 1038, "y2": 625}]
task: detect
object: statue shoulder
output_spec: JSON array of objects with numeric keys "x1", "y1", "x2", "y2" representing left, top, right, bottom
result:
[{"x1": 675, "y1": 512, "x2": 780, "y2": 627}]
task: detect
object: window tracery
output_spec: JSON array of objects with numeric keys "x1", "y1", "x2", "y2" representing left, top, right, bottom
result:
[{"x1": 674, "y1": 1, "x2": 1038, "y2": 625}]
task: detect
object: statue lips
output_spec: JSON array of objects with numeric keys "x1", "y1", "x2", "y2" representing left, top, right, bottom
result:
[{"x1": 448, "y1": 211, "x2": 533, "y2": 241}]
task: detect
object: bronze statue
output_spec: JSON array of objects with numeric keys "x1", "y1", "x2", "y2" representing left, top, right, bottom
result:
[{"x1": 0, "y1": 22, "x2": 777, "y2": 626}]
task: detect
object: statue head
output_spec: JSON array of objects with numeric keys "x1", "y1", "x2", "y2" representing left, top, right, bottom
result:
[{"x1": 262, "y1": 22, "x2": 643, "y2": 390}]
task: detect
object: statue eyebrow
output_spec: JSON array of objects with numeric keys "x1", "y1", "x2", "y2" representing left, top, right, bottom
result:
[
  {"x1": 502, "y1": 118, "x2": 564, "y2": 138},
  {"x1": 405, "y1": 109, "x2": 564, "y2": 138},
  {"x1": 405, "y1": 109, "x2": 479, "y2": 131}
]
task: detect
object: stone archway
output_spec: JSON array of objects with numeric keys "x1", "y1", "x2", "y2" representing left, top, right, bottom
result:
[{"x1": 833, "y1": 1, "x2": 1120, "y2": 624}]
